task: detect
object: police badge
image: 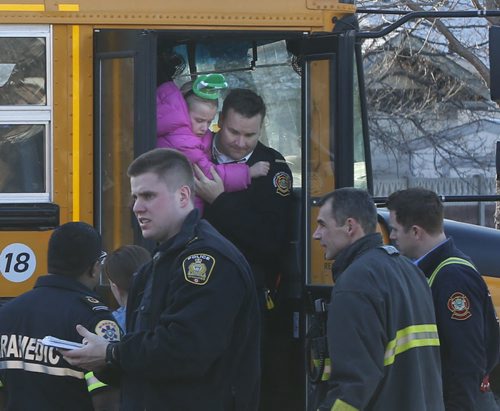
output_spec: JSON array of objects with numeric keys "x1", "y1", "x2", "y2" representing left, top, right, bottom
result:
[{"x1": 182, "y1": 253, "x2": 216, "y2": 286}]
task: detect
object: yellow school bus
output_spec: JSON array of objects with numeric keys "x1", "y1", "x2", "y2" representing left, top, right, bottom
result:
[
  {"x1": 0, "y1": 0, "x2": 355, "y2": 297},
  {"x1": 1, "y1": 0, "x2": 500, "y2": 408}
]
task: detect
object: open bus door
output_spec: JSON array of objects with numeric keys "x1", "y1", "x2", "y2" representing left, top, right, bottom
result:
[
  {"x1": 93, "y1": 29, "x2": 157, "y2": 252},
  {"x1": 91, "y1": 24, "x2": 371, "y2": 410},
  {"x1": 291, "y1": 26, "x2": 372, "y2": 408}
]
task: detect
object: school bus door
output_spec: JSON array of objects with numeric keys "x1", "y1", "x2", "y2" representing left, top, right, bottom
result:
[
  {"x1": 295, "y1": 30, "x2": 370, "y2": 408},
  {"x1": 93, "y1": 29, "x2": 157, "y2": 253}
]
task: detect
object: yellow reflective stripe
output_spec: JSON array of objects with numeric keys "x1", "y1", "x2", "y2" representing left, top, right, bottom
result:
[
  {"x1": 331, "y1": 399, "x2": 359, "y2": 411},
  {"x1": 428, "y1": 257, "x2": 477, "y2": 287},
  {"x1": 384, "y1": 324, "x2": 439, "y2": 366},
  {"x1": 0, "y1": 360, "x2": 84, "y2": 379},
  {"x1": 312, "y1": 357, "x2": 331, "y2": 381},
  {"x1": 85, "y1": 371, "x2": 107, "y2": 392}
]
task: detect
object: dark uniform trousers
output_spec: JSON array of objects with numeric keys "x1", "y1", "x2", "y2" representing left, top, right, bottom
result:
[{"x1": 204, "y1": 140, "x2": 297, "y2": 411}]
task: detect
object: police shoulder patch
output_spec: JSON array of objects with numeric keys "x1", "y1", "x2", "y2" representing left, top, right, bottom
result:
[
  {"x1": 273, "y1": 171, "x2": 291, "y2": 197},
  {"x1": 182, "y1": 253, "x2": 215, "y2": 286},
  {"x1": 447, "y1": 292, "x2": 472, "y2": 320},
  {"x1": 95, "y1": 319, "x2": 121, "y2": 341},
  {"x1": 82, "y1": 296, "x2": 109, "y2": 312}
]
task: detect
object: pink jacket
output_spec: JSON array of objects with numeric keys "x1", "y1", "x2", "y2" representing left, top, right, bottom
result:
[{"x1": 156, "y1": 81, "x2": 250, "y2": 211}]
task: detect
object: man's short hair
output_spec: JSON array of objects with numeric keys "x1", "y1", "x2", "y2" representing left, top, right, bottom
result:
[
  {"x1": 48, "y1": 222, "x2": 102, "y2": 278},
  {"x1": 221, "y1": 88, "x2": 266, "y2": 120},
  {"x1": 319, "y1": 188, "x2": 377, "y2": 234},
  {"x1": 127, "y1": 148, "x2": 195, "y2": 194},
  {"x1": 386, "y1": 187, "x2": 444, "y2": 235},
  {"x1": 103, "y1": 245, "x2": 151, "y2": 291}
]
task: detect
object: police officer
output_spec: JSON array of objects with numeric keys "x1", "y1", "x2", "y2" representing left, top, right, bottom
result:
[
  {"x1": 0, "y1": 222, "x2": 121, "y2": 411},
  {"x1": 63, "y1": 148, "x2": 261, "y2": 411},
  {"x1": 387, "y1": 188, "x2": 500, "y2": 411},
  {"x1": 312, "y1": 188, "x2": 444, "y2": 411},
  {"x1": 194, "y1": 88, "x2": 294, "y2": 410},
  {"x1": 195, "y1": 88, "x2": 293, "y2": 300}
]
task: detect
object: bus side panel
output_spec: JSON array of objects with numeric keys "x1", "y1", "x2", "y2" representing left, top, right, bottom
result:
[
  {"x1": 53, "y1": 24, "x2": 71, "y2": 224},
  {"x1": 0, "y1": 231, "x2": 51, "y2": 297},
  {"x1": 77, "y1": 25, "x2": 95, "y2": 223},
  {"x1": 53, "y1": 24, "x2": 94, "y2": 224},
  {"x1": 0, "y1": 24, "x2": 95, "y2": 298}
]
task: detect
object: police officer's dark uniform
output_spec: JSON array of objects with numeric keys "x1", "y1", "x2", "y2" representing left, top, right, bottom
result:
[
  {"x1": 0, "y1": 275, "x2": 120, "y2": 410},
  {"x1": 317, "y1": 233, "x2": 445, "y2": 411},
  {"x1": 204, "y1": 139, "x2": 294, "y2": 409},
  {"x1": 104, "y1": 209, "x2": 260, "y2": 411},
  {"x1": 417, "y1": 237, "x2": 500, "y2": 410},
  {"x1": 204, "y1": 140, "x2": 293, "y2": 296}
]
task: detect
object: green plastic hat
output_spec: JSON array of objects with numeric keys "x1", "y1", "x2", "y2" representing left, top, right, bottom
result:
[{"x1": 192, "y1": 74, "x2": 228, "y2": 100}]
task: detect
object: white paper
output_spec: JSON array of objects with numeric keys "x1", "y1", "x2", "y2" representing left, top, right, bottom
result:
[{"x1": 38, "y1": 336, "x2": 83, "y2": 350}]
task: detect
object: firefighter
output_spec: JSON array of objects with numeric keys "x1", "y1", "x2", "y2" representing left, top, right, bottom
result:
[
  {"x1": 312, "y1": 188, "x2": 444, "y2": 411},
  {"x1": 388, "y1": 187, "x2": 500, "y2": 411},
  {"x1": 0, "y1": 222, "x2": 121, "y2": 411}
]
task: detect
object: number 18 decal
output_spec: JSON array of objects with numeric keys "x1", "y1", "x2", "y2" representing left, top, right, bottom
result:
[{"x1": 0, "y1": 243, "x2": 36, "y2": 283}]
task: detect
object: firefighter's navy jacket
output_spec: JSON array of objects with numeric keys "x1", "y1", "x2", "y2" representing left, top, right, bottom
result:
[
  {"x1": 204, "y1": 141, "x2": 293, "y2": 289},
  {"x1": 318, "y1": 233, "x2": 445, "y2": 411},
  {"x1": 0, "y1": 275, "x2": 120, "y2": 411},
  {"x1": 115, "y1": 209, "x2": 260, "y2": 410},
  {"x1": 417, "y1": 237, "x2": 500, "y2": 410}
]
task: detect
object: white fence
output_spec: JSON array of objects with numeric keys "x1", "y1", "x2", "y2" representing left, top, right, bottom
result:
[
  {"x1": 374, "y1": 175, "x2": 497, "y2": 227},
  {"x1": 374, "y1": 175, "x2": 496, "y2": 197}
]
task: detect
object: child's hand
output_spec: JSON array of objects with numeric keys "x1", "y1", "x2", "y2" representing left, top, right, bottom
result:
[{"x1": 250, "y1": 161, "x2": 270, "y2": 178}]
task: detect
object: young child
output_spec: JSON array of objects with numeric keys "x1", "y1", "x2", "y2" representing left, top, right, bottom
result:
[
  {"x1": 156, "y1": 73, "x2": 269, "y2": 211},
  {"x1": 102, "y1": 245, "x2": 151, "y2": 333}
]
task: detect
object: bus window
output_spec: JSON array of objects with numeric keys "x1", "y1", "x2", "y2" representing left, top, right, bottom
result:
[
  {"x1": 353, "y1": 57, "x2": 367, "y2": 190},
  {"x1": 307, "y1": 58, "x2": 335, "y2": 286},
  {"x1": 0, "y1": 26, "x2": 51, "y2": 204},
  {"x1": 0, "y1": 124, "x2": 45, "y2": 194},
  {"x1": 98, "y1": 57, "x2": 136, "y2": 249},
  {"x1": 305, "y1": 36, "x2": 369, "y2": 286},
  {"x1": 0, "y1": 36, "x2": 46, "y2": 105}
]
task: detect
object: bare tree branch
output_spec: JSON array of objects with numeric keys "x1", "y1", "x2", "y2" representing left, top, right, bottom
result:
[
  {"x1": 485, "y1": 0, "x2": 500, "y2": 26},
  {"x1": 407, "y1": 1, "x2": 491, "y2": 86}
]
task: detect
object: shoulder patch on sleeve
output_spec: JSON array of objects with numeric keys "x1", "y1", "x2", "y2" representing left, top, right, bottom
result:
[
  {"x1": 447, "y1": 292, "x2": 472, "y2": 320},
  {"x1": 273, "y1": 171, "x2": 291, "y2": 197},
  {"x1": 81, "y1": 296, "x2": 110, "y2": 312},
  {"x1": 379, "y1": 245, "x2": 399, "y2": 256},
  {"x1": 95, "y1": 319, "x2": 121, "y2": 341},
  {"x1": 182, "y1": 253, "x2": 215, "y2": 286}
]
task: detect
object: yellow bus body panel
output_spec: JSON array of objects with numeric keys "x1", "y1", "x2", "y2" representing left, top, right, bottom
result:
[
  {"x1": 485, "y1": 277, "x2": 500, "y2": 316},
  {"x1": 0, "y1": 0, "x2": 354, "y2": 298},
  {"x1": 0, "y1": 0, "x2": 355, "y2": 32}
]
